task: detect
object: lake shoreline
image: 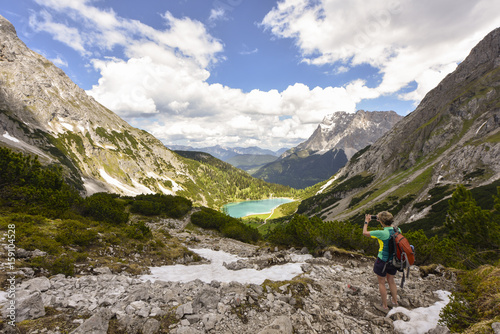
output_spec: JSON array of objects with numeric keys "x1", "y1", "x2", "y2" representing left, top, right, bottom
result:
[{"x1": 223, "y1": 197, "x2": 295, "y2": 218}]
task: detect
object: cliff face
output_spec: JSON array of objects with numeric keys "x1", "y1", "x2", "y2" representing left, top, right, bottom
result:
[
  {"x1": 342, "y1": 28, "x2": 500, "y2": 182},
  {"x1": 294, "y1": 110, "x2": 403, "y2": 159},
  {"x1": 0, "y1": 15, "x2": 196, "y2": 199},
  {"x1": 303, "y1": 27, "x2": 500, "y2": 223}
]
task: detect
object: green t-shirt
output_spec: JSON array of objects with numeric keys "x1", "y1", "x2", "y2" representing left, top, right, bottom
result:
[{"x1": 369, "y1": 227, "x2": 395, "y2": 261}]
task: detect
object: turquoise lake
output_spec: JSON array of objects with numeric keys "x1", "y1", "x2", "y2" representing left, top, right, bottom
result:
[{"x1": 223, "y1": 198, "x2": 294, "y2": 218}]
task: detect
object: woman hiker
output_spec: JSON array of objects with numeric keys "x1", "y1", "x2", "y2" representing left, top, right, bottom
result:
[{"x1": 362, "y1": 211, "x2": 398, "y2": 313}]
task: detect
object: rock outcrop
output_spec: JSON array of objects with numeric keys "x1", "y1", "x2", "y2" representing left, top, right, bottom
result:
[{"x1": 291, "y1": 110, "x2": 403, "y2": 160}]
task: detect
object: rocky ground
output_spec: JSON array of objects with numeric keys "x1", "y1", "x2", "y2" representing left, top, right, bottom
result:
[{"x1": 1, "y1": 218, "x2": 457, "y2": 334}]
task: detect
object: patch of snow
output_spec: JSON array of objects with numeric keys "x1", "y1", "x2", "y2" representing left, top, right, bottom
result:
[
  {"x1": 476, "y1": 120, "x2": 488, "y2": 134},
  {"x1": 147, "y1": 171, "x2": 165, "y2": 180},
  {"x1": 0, "y1": 133, "x2": 53, "y2": 161},
  {"x1": 99, "y1": 169, "x2": 142, "y2": 196},
  {"x1": 168, "y1": 177, "x2": 183, "y2": 192},
  {"x1": 104, "y1": 145, "x2": 116, "y2": 150},
  {"x1": 317, "y1": 174, "x2": 340, "y2": 195},
  {"x1": 131, "y1": 179, "x2": 154, "y2": 194},
  {"x1": 3, "y1": 132, "x2": 20, "y2": 143},
  {"x1": 82, "y1": 177, "x2": 107, "y2": 196},
  {"x1": 158, "y1": 183, "x2": 174, "y2": 195},
  {"x1": 47, "y1": 120, "x2": 63, "y2": 134},
  {"x1": 141, "y1": 248, "x2": 312, "y2": 285},
  {"x1": 388, "y1": 290, "x2": 451, "y2": 334},
  {"x1": 146, "y1": 172, "x2": 183, "y2": 193},
  {"x1": 60, "y1": 122, "x2": 74, "y2": 131}
]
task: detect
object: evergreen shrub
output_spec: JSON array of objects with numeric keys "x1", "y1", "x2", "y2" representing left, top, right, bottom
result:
[
  {"x1": 130, "y1": 194, "x2": 192, "y2": 218},
  {"x1": 55, "y1": 220, "x2": 98, "y2": 246},
  {"x1": 83, "y1": 192, "x2": 129, "y2": 224},
  {"x1": 191, "y1": 207, "x2": 260, "y2": 243}
]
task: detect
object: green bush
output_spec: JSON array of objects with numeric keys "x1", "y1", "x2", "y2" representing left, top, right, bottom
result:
[
  {"x1": 83, "y1": 193, "x2": 129, "y2": 224},
  {"x1": 439, "y1": 264, "x2": 500, "y2": 332},
  {"x1": 0, "y1": 147, "x2": 82, "y2": 217},
  {"x1": 125, "y1": 221, "x2": 153, "y2": 240},
  {"x1": 191, "y1": 207, "x2": 260, "y2": 243},
  {"x1": 129, "y1": 194, "x2": 192, "y2": 218},
  {"x1": 267, "y1": 214, "x2": 377, "y2": 253},
  {"x1": 6, "y1": 214, "x2": 61, "y2": 255},
  {"x1": 55, "y1": 220, "x2": 98, "y2": 246},
  {"x1": 30, "y1": 255, "x2": 75, "y2": 276},
  {"x1": 220, "y1": 222, "x2": 260, "y2": 243}
]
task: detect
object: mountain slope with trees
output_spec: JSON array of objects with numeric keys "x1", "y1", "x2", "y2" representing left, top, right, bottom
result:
[
  {"x1": 0, "y1": 14, "x2": 295, "y2": 209},
  {"x1": 298, "y1": 27, "x2": 500, "y2": 228}
]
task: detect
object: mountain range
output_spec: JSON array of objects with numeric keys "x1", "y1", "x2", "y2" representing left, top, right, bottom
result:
[
  {"x1": 167, "y1": 144, "x2": 284, "y2": 174},
  {"x1": 1, "y1": 11, "x2": 499, "y2": 228},
  {"x1": 253, "y1": 110, "x2": 402, "y2": 188},
  {"x1": 167, "y1": 144, "x2": 286, "y2": 161},
  {"x1": 299, "y1": 26, "x2": 500, "y2": 227}
]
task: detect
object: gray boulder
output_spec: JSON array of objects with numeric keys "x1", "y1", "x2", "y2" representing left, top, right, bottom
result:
[
  {"x1": 492, "y1": 322, "x2": 500, "y2": 334},
  {"x1": 426, "y1": 325, "x2": 451, "y2": 334},
  {"x1": 142, "y1": 318, "x2": 161, "y2": 334},
  {"x1": 70, "y1": 309, "x2": 112, "y2": 334},
  {"x1": 258, "y1": 316, "x2": 293, "y2": 334},
  {"x1": 21, "y1": 276, "x2": 51, "y2": 292},
  {"x1": 11, "y1": 290, "x2": 45, "y2": 322}
]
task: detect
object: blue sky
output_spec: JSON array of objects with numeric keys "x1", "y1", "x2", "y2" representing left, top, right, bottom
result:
[{"x1": 2, "y1": 0, "x2": 500, "y2": 150}]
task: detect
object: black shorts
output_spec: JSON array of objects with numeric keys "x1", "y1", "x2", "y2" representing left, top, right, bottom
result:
[{"x1": 373, "y1": 258, "x2": 397, "y2": 277}]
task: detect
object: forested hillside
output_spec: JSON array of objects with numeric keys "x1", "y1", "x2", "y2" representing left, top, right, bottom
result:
[
  {"x1": 174, "y1": 150, "x2": 302, "y2": 204},
  {"x1": 0, "y1": 147, "x2": 262, "y2": 277}
]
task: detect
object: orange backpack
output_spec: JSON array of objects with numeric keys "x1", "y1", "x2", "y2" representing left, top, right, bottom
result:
[{"x1": 389, "y1": 226, "x2": 415, "y2": 288}]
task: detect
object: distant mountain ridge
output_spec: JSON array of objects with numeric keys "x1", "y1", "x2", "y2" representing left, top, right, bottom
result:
[
  {"x1": 167, "y1": 144, "x2": 286, "y2": 161},
  {"x1": 225, "y1": 154, "x2": 278, "y2": 174},
  {"x1": 254, "y1": 110, "x2": 403, "y2": 188}
]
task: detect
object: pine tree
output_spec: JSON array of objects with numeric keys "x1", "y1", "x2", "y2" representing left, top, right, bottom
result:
[{"x1": 445, "y1": 184, "x2": 499, "y2": 251}]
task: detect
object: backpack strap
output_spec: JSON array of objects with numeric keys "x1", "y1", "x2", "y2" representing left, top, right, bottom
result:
[{"x1": 399, "y1": 252, "x2": 412, "y2": 288}]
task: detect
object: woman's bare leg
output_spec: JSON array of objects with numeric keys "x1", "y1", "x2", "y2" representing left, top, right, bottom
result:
[{"x1": 386, "y1": 274, "x2": 398, "y2": 305}]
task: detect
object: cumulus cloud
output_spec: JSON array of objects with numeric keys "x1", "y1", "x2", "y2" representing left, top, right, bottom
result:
[
  {"x1": 29, "y1": 10, "x2": 89, "y2": 56},
  {"x1": 28, "y1": 0, "x2": 500, "y2": 150},
  {"x1": 262, "y1": 0, "x2": 500, "y2": 102}
]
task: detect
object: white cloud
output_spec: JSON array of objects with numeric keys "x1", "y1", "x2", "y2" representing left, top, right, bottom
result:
[
  {"x1": 50, "y1": 55, "x2": 68, "y2": 67},
  {"x1": 29, "y1": 0, "x2": 500, "y2": 151},
  {"x1": 29, "y1": 10, "x2": 89, "y2": 56},
  {"x1": 262, "y1": 0, "x2": 500, "y2": 101},
  {"x1": 209, "y1": 8, "x2": 227, "y2": 23}
]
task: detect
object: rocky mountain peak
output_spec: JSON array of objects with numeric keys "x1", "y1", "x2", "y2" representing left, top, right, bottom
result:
[
  {"x1": 341, "y1": 27, "x2": 500, "y2": 181},
  {"x1": 294, "y1": 110, "x2": 402, "y2": 159},
  {"x1": 0, "y1": 14, "x2": 17, "y2": 44},
  {"x1": 0, "y1": 15, "x2": 190, "y2": 198}
]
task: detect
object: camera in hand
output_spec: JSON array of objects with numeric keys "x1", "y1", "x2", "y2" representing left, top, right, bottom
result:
[{"x1": 371, "y1": 215, "x2": 378, "y2": 220}]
